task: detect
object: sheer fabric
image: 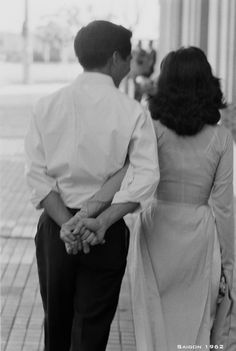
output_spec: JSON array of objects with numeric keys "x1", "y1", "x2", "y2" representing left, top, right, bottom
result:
[{"x1": 128, "y1": 121, "x2": 235, "y2": 351}]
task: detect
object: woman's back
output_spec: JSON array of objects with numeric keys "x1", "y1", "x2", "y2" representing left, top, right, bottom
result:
[{"x1": 154, "y1": 120, "x2": 228, "y2": 206}]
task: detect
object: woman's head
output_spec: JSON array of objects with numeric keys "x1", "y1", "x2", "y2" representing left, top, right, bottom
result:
[{"x1": 149, "y1": 46, "x2": 226, "y2": 136}]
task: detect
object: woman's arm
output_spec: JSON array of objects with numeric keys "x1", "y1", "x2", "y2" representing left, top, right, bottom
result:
[
  {"x1": 81, "y1": 160, "x2": 129, "y2": 218},
  {"x1": 210, "y1": 130, "x2": 236, "y2": 351},
  {"x1": 210, "y1": 130, "x2": 235, "y2": 286},
  {"x1": 73, "y1": 201, "x2": 138, "y2": 246},
  {"x1": 63, "y1": 160, "x2": 129, "y2": 236}
]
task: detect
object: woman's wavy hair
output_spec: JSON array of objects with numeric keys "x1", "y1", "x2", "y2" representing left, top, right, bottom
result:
[{"x1": 148, "y1": 47, "x2": 227, "y2": 136}]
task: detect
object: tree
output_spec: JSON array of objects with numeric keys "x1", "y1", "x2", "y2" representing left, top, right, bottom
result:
[
  {"x1": 34, "y1": 4, "x2": 90, "y2": 62},
  {"x1": 36, "y1": 20, "x2": 71, "y2": 61}
]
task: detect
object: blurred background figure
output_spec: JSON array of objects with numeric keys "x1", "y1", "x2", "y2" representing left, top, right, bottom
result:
[
  {"x1": 147, "y1": 40, "x2": 157, "y2": 76},
  {"x1": 128, "y1": 39, "x2": 158, "y2": 102}
]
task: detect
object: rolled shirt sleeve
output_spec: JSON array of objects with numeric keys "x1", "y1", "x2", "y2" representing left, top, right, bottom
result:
[
  {"x1": 24, "y1": 103, "x2": 57, "y2": 209},
  {"x1": 112, "y1": 107, "x2": 159, "y2": 206}
]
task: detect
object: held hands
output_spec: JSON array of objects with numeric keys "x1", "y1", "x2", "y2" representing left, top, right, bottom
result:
[
  {"x1": 60, "y1": 207, "x2": 106, "y2": 255},
  {"x1": 60, "y1": 207, "x2": 90, "y2": 255},
  {"x1": 73, "y1": 218, "x2": 106, "y2": 247}
]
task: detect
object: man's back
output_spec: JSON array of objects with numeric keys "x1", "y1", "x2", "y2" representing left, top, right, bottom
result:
[{"x1": 26, "y1": 72, "x2": 157, "y2": 209}]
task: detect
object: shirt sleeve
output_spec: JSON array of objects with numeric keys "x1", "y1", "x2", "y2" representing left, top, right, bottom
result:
[
  {"x1": 24, "y1": 102, "x2": 57, "y2": 209},
  {"x1": 112, "y1": 107, "x2": 159, "y2": 206}
]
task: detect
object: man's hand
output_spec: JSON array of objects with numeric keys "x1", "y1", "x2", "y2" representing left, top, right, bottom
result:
[
  {"x1": 60, "y1": 222, "x2": 78, "y2": 246},
  {"x1": 73, "y1": 218, "x2": 107, "y2": 246},
  {"x1": 61, "y1": 208, "x2": 91, "y2": 254},
  {"x1": 65, "y1": 242, "x2": 81, "y2": 255},
  {"x1": 63, "y1": 206, "x2": 88, "y2": 229}
]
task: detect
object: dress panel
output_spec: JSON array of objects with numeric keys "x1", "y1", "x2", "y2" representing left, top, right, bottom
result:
[{"x1": 130, "y1": 200, "x2": 217, "y2": 350}]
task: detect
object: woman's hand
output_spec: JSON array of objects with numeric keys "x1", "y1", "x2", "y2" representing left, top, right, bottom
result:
[
  {"x1": 73, "y1": 218, "x2": 107, "y2": 246},
  {"x1": 61, "y1": 208, "x2": 90, "y2": 254}
]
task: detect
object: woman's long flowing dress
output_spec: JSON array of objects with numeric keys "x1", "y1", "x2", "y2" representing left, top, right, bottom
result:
[{"x1": 128, "y1": 121, "x2": 236, "y2": 351}]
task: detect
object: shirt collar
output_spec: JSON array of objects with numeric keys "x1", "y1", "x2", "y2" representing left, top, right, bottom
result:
[{"x1": 74, "y1": 72, "x2": 115, "y2": 87}]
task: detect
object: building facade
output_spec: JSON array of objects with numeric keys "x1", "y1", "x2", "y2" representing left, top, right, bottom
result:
[{"x1": 158, "y1": 0, "x2": 236, "y2": 104}]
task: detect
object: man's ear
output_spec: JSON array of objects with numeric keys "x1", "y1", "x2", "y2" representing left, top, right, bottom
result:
[
  {"x1": 112, "y1": 51, "x2": 120, "y2": 65},
  {"x1": 106, "y1": 55, "x2": 114, "y2": 72}
]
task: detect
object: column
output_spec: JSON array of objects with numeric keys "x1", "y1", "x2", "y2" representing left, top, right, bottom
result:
[
  {"x1": 218, "y1": 0, "x2": 230, "y2": 96},
  {"x1": 189, "y1": 0, "x2": 202, "y2": 45},
  {"x1": 207, "y1": 0, "x2": 236, "y2": 103},
  {"x1": 181, "y1": 0, "x2": 191, "y2": 46},
  {"x1": 182, "y1": 0, "x2": 202, "y2": 47},
  {"x1": 22, "y1": 0, "x2": 32, "y2": 84},
  {"x1": 199, "y1": 0, "x2": 209, "y2": 53},
  {"x1": 227, "y1": 0, "x2": 236, "y2": 103},
  {"x1": 207, "y1": 0, "x2": 221, "y2": 74},
  {"x1": 158, "y1": 0, "x2": 182, "y2": 67}
]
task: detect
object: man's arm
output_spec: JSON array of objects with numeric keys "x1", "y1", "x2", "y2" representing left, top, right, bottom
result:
[
  {"x1": 96, "y1": 202, "x2": 138, "y2": 231},
  {"x1": 25, "y1": 102, "x2": 57, "y2": 209},
  {"x1": 41, "y1": 191, "x2": 84, "y2": 250},
  {"x1": 112, "y1": 106, "x2": 159, "y2": 207},
  {"x1": 41, "y1": 191, "x2": 72, "y2": 227},
  {"x1": 25, "y1": 103, "x2": 79, "y2": 248}
]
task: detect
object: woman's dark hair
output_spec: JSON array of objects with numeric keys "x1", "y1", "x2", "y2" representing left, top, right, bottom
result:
[
  {"x1": 74, "y1": 20, "x2": 132, "y2": 70},
  {"x1": 149, "y1": 46, "x2": 227, "y2": 136}
]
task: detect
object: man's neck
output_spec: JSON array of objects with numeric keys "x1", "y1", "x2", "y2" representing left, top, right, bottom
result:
[
  {"x1": 84, "y1": 67, "x2": 110, "y2": 76},
  {"x1": 83, "y1": 68, "x2": 118, "y2": 87}
]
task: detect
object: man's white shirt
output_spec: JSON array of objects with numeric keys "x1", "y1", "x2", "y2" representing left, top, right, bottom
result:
[{"x1": 25, "y1": 72, "x2": 159, "y2": 209}]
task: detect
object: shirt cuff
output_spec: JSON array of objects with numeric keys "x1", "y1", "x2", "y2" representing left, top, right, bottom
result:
[
  {"x1": 30, "y1": 181, "x2": 58, "y2": 209},
  {"x1": 111, "y1": 191, "x2": 156, "y2": 214}
]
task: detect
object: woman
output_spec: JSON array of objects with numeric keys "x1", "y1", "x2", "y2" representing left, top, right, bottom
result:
[
  {"x1": 65, "y1": 47, "x2": 236, "y2": 350},
  {"x1": 128, "y1": 47, "x2": 236, "y2": 350}
]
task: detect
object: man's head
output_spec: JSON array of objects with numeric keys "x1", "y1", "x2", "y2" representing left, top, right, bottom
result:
[
  {"x1": 74, "y1": 20, "x2": 132, "y2": 86},
  {"x1": 148, "y1": 40, "x2": 153, "y2": 49}
]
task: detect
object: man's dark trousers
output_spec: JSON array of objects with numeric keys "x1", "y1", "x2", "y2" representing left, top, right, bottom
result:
[{"x1": 35, "y1": 210, "x2": 129, "y2": 351}]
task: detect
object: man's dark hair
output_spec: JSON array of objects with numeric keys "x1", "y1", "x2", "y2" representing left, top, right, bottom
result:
[
  {"x1": 74, "y1": 20, "x2": 132, "y2": 70},
  {"x1": 149, "y1": 46, "x2": 227, "y2": 136}
]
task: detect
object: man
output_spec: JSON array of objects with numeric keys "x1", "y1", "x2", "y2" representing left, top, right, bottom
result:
[
  {"x1": 25, "y1": 20, "x2": 159, "y2": 351},
  {"x1": 147, "y1": 40, "x2": 157, "y2": 77}
]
